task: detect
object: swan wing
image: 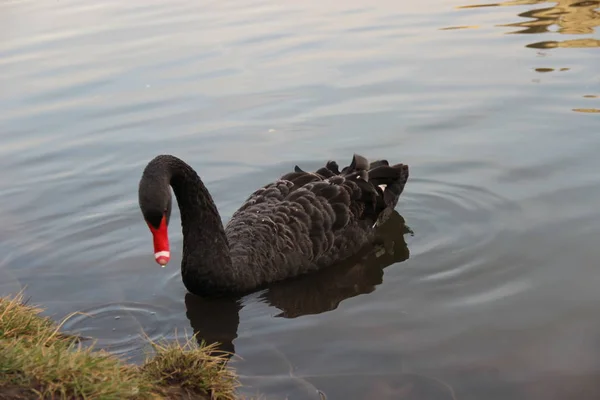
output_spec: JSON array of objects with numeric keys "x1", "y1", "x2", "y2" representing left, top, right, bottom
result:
[{"x1": 225, "y1": 154, "x2": 408, "y2": 283}]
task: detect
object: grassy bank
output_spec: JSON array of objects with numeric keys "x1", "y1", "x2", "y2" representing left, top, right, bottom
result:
[{"x1": 0, "y1": 293, "x2": 240, "y2": 400}]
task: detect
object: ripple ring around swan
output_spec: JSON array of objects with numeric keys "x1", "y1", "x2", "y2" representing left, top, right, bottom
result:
[
  {"x1": 61, "y1": 302, "x2": 172, "y2": 358},
  {"x1": 400, "y1": 177, "x2": 522, "y2": 283}
]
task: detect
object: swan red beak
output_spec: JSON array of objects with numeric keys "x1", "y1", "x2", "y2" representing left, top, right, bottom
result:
[{"x1": 147, "y1": 215, "x2": 170, "y2": 266}]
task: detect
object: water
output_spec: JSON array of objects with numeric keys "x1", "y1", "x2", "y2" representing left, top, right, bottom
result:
[{"x1": 1, "y1": 0, "x2": 599, "y2": 398}]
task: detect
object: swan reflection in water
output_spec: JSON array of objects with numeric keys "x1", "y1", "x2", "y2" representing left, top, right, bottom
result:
[{"x1": 184, "y1": 210, "x2": 411, "y2": 357}]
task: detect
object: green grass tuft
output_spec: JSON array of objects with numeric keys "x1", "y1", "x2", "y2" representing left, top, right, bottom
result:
[
  {"x1": 0, "y1": 292, "x2": 242, "y2": 400},
  {"x1": 142, "y1": 337, "x2": 239, "y2": 400}
]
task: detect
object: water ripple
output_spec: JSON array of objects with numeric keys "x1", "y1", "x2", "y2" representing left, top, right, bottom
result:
[
  {"x1": 404, "y1": 177, "x2": 517, "y2": 261},
  {"x1": 61, "y1": 302, "x2": 173, "y2": 358}
]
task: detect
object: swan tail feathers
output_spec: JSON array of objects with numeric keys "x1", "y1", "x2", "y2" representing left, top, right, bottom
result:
[{"x1": 369, "y1": 162, "x2": 409, "y2": 210}]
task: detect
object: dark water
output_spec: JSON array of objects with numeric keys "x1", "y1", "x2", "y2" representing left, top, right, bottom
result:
[{"x1": 1, "y1": 0, "x2": 599, "y2": 398}]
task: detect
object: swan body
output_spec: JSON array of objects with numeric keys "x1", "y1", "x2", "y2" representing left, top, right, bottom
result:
[{"x1": 138, "y1": 154, "x2": 409, "y2": 296}]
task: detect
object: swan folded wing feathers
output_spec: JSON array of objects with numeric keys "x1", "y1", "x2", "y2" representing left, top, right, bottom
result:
[
  {"x1": 230, "y1": 153, "x2": 407, "y2": 233},
  {"x1": 228, "y1": 167, "x2": 354, "y2": 263},
  {"x1": 277, "y1": 155, "x2": 381, "y2": 259},
  {"x1": 299, "y1": 154, "x2": 408, "y2": 229},
  {"x1": 225, "y1": 154, "x2": 407, "y2": 283}
]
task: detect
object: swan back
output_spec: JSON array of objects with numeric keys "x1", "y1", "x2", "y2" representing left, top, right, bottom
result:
[{"x1": 223, "y1": 154, "x2": 409, "y2": 289}]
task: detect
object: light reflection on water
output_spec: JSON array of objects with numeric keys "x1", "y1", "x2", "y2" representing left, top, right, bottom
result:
[{"x1": 455, "y1": 0, "x2": 600, "y2": 48}]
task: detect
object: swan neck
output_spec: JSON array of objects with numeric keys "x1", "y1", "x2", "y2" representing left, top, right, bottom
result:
[{"x1": 163, "y1": 157, "x2": 234, "y2": 292}]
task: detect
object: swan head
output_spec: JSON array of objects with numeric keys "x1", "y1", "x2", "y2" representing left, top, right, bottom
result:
[{"x1": 138, "y1": 178, "x2": 173, "y2": 267}]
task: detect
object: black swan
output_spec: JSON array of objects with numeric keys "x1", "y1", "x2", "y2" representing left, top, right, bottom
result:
[{"x1": 138, "y1": 154, "x2": 409, "y2": 296}]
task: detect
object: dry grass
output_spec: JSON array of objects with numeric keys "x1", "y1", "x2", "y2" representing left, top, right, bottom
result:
[
  {"x1": 142, "y1": 338, "x2": 240, "y2": 399},
  {"x1": 0, "y1": 293, "x2": 241, "y2": 400}
]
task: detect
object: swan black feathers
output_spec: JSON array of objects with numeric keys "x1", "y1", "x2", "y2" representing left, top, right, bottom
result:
[{"x1": 138, "y1": 153, "x2": 409, "y2": 296}]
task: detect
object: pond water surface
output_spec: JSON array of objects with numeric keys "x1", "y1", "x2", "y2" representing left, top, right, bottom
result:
[{"x1": 1, "y1": 0, "x2": 599, "y2": 399}]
